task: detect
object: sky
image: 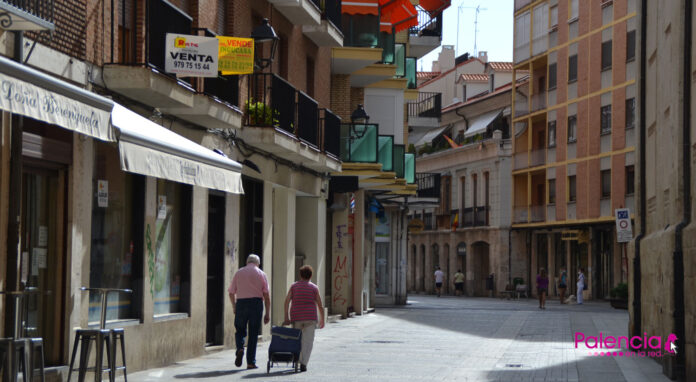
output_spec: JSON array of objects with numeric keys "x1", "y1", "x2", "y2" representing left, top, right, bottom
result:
[{"x1": 419, "y1": 0, "x2": 514, "y2": 72}]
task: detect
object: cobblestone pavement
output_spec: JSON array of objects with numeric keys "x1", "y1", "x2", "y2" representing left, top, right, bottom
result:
[{"x1": 120, "y1": 296, "x2": 670, "y2": 381}]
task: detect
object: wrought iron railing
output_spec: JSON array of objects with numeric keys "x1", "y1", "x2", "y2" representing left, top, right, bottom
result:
[
  {"x1": 0, "y1": 0, "x2": 54, "y2": 27},
  {"x1": 416, "y1": 173, "x2": 440, "y2": 198},
  {"x1": 323, "y1": 0, "x2": 342, "y2": 32},
  {"x1": 297, "y1": 90, "x2": 319, "y2": 148},
  {"x1": 408, "y1": 92, "x2": 442, "y2": 119},
  {"x1": 146, "y1": 0, "x2": 192, "y2": 72},
  {"x1": 409, "y1": 9, "x2": 441, "y2": 37},
  {"x1": 203, "y1": 75, "x2": 239, "y2": 107},
  {"x1": 424, "y1": 212, "x2": 434, "y2": 230},
  {"x1": 460, "y1": 206, "x2": 489, "y2": 227}
]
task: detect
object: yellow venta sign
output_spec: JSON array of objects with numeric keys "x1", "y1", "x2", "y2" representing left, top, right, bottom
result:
[{"x1": 217, "y1": 36, "x2": 254, "y2": 75}]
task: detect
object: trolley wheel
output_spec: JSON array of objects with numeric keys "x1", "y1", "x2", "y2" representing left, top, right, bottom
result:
[
  {"x1": 294, "y1": 361, "x2": 299, "y2": 373},
  {"x1": 267, "y1": 360, "x2": 270, "y2": 374}
]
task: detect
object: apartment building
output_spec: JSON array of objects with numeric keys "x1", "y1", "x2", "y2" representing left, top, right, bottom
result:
[{"x1": 511, "y1": 0, "x2": 637, "y2": 301}]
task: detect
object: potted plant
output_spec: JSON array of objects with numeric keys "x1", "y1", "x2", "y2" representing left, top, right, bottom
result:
[
  {"x1": 245, "y1": 99, "x2": 279, "y2": 127},
  {"x1": 609, "y1": 282, "x2": 628, "y2": 309}
]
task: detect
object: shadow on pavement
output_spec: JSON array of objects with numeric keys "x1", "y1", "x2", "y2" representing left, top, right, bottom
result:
[
  {"x1": 174, "y1": 369, "x2": 245, "y2": 378},
  {"x1": 242, "y1": 369, "x2": 302, "y2": 379}
]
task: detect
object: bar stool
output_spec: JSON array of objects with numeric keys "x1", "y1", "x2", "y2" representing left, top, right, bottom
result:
[
  {"x1": 27, "y1": 337, "x2": 46, "y2": 382},
  {"x1": 0, "y1": 288, "x2": 46, "y2": 382},
  {"x1": 68, "y1": 329, "x2": 113, "y2": 382},
  {"x1": 110, "y1": 328, "x2": 127, "y2": 382},
  {"x1": 0, "y1": 338, "x2": 28, "y2": 382}
]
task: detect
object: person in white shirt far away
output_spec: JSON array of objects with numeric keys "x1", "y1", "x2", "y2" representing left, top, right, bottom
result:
[{"x1": 434, "y1": 267, "x2": 445, "y2": 297}]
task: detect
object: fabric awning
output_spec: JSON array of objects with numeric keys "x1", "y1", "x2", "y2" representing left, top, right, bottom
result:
[
  {"x1": 380, "y1": 0, "x2": 418, "y2": 33},
  {"x1": 418, "y1": 0, "x2": 451, "y2": 15},
  {"x1": 0, "y1": 54, "x2": 114, "y2": 141},
  {"x1": 464, "y1": 109, "x2": 503, "y2": 138},
  {"x1": 343, "y1": 0, "x2": 379, "y2": 15},
  {"x1": 413, "y1": 125, "x2": 448, "y2": 147},
  {"x1": 111, "y1": 104, "x2": 244, "y2": 194}
]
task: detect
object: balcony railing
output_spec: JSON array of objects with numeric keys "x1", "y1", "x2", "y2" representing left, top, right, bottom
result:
[
  {"x1": 409, "y1": 9, "x2": 442, "y2": 38},
  {"x1": 323, "y1": 0, "x2": 342, "y2": 31},
  {"x1": 459, "y1": 206, "x2": 489, "y2": 227},
  {"x1": 247, "y1": 73, "x2": 337, "y2": 153},
  {"x1": 395, "y1": 43, "x2": 406, "y2": 77},
  {"x1": 416, "y1": 173, "x2": 441, "y2": 198},
  {"x1": 393, "y1": 144, "x2": 405, "y2": 178},
  {"x1": 0, "y1": 0, "x2": 54, "y2": 28},
  {"x1": 530, "y1": 149, "x2": 545, "y2": 167},
  {"x1": 321, "y1": 109, "x2": 341, "y2": 158},
  {"x1": 146, "y1": 0, "x2": 193, "y2": 73},
  {"x1": 531, "y1": 205, "x2": 545, "y2": 222},
  {"x1": 405, "y1": 153, "x2": 415, "y2": 183},
  {"x1": 341, "y1": 13, "x2": 379, "y2": 48},
  {"x1": 513, "y1": 206, "x2": 528, "y2": 223},
  {"x1": 424, "y1": 213, "x2": 434, "y2": 230},
  {"x1": 408, "y1": 92, "x2": 442, "y2": 119},
  {"x1": 531, "y1": 92, "x2": 546, "y2": 112},
  {"x1": 405, "y1": 57, "x2": 417, "y2": 89},
  {"x1": 514, "y1": 152, "x2": 529, "y2": 170},
  {"x1": 378, "y1": 135, "x2": 394, "y2": 172},
  {"x1": 340, "y1": 123, "x2": 379, "y2": 162},
  {"x1": 203, "y1": 75, "x2": 239, "y2": 107}
]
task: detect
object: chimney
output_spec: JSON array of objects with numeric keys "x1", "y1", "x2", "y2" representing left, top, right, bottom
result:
[
  {"x1": 432, "y1": 60, "x2": 440, "y2": 72},
  {"x1": 438, "y1": 45, "x2": 455, "y2": 71},
  {"x1": 478, "y1": 51, "x2": 488, "y2": 63}
]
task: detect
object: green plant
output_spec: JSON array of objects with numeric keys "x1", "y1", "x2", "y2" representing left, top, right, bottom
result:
[
  {"x1": 245, "y1": 99, "x2": 279, "y2": 126},
  {"x1": 474, "y1": 133, "x2": 483, "y2": 142},
  {"x1": 610, "y1": 282, "x2": 628, "y2": 300},
  {"x1": 407, "y1": 143, "x2": 416, "y2": 153}
]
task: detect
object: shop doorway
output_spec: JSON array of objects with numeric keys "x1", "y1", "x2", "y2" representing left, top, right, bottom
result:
[
  {"x1": 206, "y1": 193, "x2": 226, "y2": 346},
  {"x1": 375, "y1": 242, "x2": 389, "y2": 294},
  {"x1": 20, "y1": 168, "x2": 67, "y2": 366},
  {"x1": 472, "y1": 241, "x2": 490, "y2": 296}
]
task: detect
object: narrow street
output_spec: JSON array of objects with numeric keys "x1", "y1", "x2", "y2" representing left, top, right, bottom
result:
[{"x1": 122, "y1": 296, "x2": 668, "y2": 382}]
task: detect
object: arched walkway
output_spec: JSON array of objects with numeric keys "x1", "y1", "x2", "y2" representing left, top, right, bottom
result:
[{"x1": 471, "y1": 241, "x2": 491, "y2": 296}]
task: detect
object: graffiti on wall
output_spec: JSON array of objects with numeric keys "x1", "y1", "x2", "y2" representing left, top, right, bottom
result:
[
  {"x1": 333, "y1": 254, "x2": 349, "y2": 306},
  {"x1": 146, "y1": 223, "x2": 155, "y2": 297}
]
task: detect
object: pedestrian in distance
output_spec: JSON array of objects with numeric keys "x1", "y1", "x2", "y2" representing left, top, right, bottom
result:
[
  {"x1": 576, "y1": 267, "x2": 586, "y2": 305},
  {"x1": 453, "y1": 269, "x2": 465, "y2": 296},
  {"x1": 558, "y1": 269, "x2": 568, "y2": 304},
  {"x1": 283, "y1": 265, "x2": 325, "y2": 372},
  {"x1": 434, "y1": 266, "x2": 444, "y2": 297},
  {"x1": 229, "y1": 254, "x2": 271, "y2": 369},
  {"x1": 536, "y1": 268, "x2": 548, "y2": 309}
]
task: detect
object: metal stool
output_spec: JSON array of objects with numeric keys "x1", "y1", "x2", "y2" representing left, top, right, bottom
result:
[
  {"x1": 68, "y1": 329, "x2": 113, "y2": 382},
  {"x1": 27, "y1": 337, "x2": 46, "y2": 382},
  {"x1": 0, "y1": 338, "x2": 28, "y2": 382},
  {"x1": 109, "y1": 328, "x2": 127, "y2": 382}
]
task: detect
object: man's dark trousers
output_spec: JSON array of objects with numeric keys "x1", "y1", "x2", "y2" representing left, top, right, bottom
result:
[{"x1": 235, "y1": 298, "x2": 263, "y2": 366}]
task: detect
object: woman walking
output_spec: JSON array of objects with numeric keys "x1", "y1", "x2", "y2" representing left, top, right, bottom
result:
[
  {"x1": 558, "y1": 269, "x2": 568, "y2": 304},
  {"x1": 283, "y1": 265, "x2": 325, "y2": 372},
  {"x1": 536, "y1": 268, "x2": 549, "y2": 309},
  {"x1": 576, "y1": 268, "x2": 585, "y2": 305}
]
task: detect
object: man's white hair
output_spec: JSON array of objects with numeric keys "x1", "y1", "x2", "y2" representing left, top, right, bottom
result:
[{"x1": 247, "y1": 254, "x2": 261, "y2": 265}]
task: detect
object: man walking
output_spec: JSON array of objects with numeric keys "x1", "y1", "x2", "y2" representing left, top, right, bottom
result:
[
  {"x1": 229, "y1": 254, "x2": 271, "y2": 369},
  {"x1": 434, "y1": 266, "x2": 444, "y2": 297}
]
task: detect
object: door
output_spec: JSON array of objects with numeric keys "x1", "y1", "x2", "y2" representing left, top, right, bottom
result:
[
  {"x1": 20, "y1": 168, "x2": 66, "y2": 365},
  {"x1": 375, "y1": 243, "x2": 389, "y2": 295},
  {"x1": 206, "y1": 193, "x2": 225, "y2": 346}
]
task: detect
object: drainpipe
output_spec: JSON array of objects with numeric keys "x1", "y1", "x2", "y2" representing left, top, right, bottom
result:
[
  {"x1": 671, "y1": 0, "x2": 690, "y2": 378},
  {"x1": 455, "y1": 106, "x2": 469, "y2": 135},
  {"x1": 633, "y1": 0, "x2": 648, "y2": 339}
]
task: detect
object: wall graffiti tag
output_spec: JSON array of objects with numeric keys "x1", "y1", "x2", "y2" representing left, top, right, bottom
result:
[
  {"x1": 146, "y1": 223, "x2": 155, "y2": 297},
  {"x1": 336, "y1": 224, "x2": 346, "y2": 248},
  {"x1": 333, "y1": 254, "x2": 348, "y2": 306}
]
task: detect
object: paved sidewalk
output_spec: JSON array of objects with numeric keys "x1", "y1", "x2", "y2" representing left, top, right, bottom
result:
[{"x1": 119, "y1": 296, "x2": 670, "y2": 381}]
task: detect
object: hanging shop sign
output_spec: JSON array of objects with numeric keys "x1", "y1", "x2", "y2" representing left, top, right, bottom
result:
[
  {"x1": 165, "y1": 33, "x2": 219, "y2": 77},
  {"x1": 217, "y1": 36, "x2": 254, "y2": 75},
  {"x1": 615, "y1": 208, "x2": 633, "y2": 243},
  {"x1": 407, "y1": 218, "x2": 424, "y2": 233}
]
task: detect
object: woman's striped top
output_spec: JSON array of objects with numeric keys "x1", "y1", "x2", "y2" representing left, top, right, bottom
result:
[{"x1": 289, "y1": 280, "x2": 319, "y2": 322}]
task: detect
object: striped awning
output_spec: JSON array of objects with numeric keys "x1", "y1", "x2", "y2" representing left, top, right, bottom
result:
[
  {"x1": 343, "y1": 0, "x2": 379, "y2": 15},
  {"x1": 418, "y1": 0, "x2": 451, "y2": 15},
  {"x1": 380, "y1": 0, "x2": 418, "y2": 33}
]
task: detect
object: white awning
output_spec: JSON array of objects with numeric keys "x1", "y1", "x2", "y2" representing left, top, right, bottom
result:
[
  {"x1": 111, "y1": 104, "x2": 244, "y2": 194},
  {"x1": 413, "y1": 125, "x2": 449, "y2": 147},
  {"x1": 0, "y1": 55, "x2": 114, "y2": 141},
  {"x1": 464, "y1": 108, "x2": 503, "y2": 138}
]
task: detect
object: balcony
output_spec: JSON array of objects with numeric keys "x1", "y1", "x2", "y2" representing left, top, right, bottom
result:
[
  {"x1": 240, "y1": 73, "x2": 340, "y2": 172},
  {"x1": 513, "y1": 206, "x2": 528, "y2": 223},
  {"x1": 102, "y1": 0, "x2": 242, "y2": 129},
  {"x1": 416, "y1": 173, "x2": 441, "y2": 198},
  {"x1": 424, "y1": 212, "x2": 434, "y2": 230},
  {"x1": 530, "y1": 205, "x2": 545, "y2": 222},
  {"x1": 378, "y1": 135, "x2": 394, "y2": 172},
  {"x1": 340, "y1": 123, "x2": 379, "y2": 163},
  {"x1": 408, "y1": 92, "x2": 441, "y2": 129},
  {"x1": 530, "y1": 148, "x2": 545, "y2": 167},
  {"x1": 460, "y1": 206, "x2": 489, "y2": 227},
  {"x1": 408, "y1": 9, "x2": 442, "y2": 59},
  {"x1": 514, "y1": 152, "x2": 529, "y2": 170},
  {"x1": 531, "y1": 92, "x2": 546, "y2": 112},
  {"x1": 302, "y1": 0, "x2": 343, "y2": 47},
  {"x1": 269, "y1": 0, "x2": 321, "y2": 26},
  {"x1": 0, "y1": 0, "x2": 54, "y2": 30}
]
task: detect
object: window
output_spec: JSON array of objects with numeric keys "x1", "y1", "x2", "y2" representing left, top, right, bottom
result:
[
  {"x1": 154, "y1": 179, "x2": 192, "y2": 316},
  {"x1": 548, "y1": 120, "x2": 557, "y2": 147},
  {"x1": 489, "y1": 73, "x2": 495, "y2": 93},
  {"x1": 515, "y1": 12, "x2": 531, "y2": 49},
  {"x1": 601, "y1": 169, "x2": 611, "y2": 198},
  {"x1": 626, "y1": 98, "x2": 636, "y2": 129},
  {"x1": 90, "y1": 142, "x2": 145, "y2": 323},
  {"x1": 626, "y1": 165, "x2": 635, "y2": 195},
  {"x1": 460, "y1": 176, "x2": 466, "y2": 209},
  {"x1": 473, "y1": 174, "x2": 478, "y2": 208},
  {"x1": 600, "y1": 105, "x2": 612, "y2": 134},
  {"x1": 568, "y1": 54, "x2": 578, "y2": 82},
  {"x1": 627, "y1": 30, "x2": 636, "y2": 61},
  {"x1": 568, "y1": 175, "x2": 577, "y2": 202},
  {"x1": 550, "y1": 5, "x2": 558, "y2": 28},
  {"x1": 441, "y1": 176, "x2": 451, "y2": 212},
  {"x1": 568, "y1": 115, "x2": 577, "y2": 142},
  {"x1": 548, "y1": 63, "x2": 557, "y2": 89},
  {"x1": 569, "y1": 0, "x2": 579, "y2": 20},
  {"x1": 601, "y1": 40, "x2": 613, "y2": 70},
  {"x1": 306, "y1": 56, "x2": 315, "y2": 97},
  {"x1": 548, "y1": 179, "x2": 556, "y2": 204}
]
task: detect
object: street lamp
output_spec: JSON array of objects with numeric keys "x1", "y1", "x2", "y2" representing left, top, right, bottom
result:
[
  {"x1": 251, "y1": 18, "x2": 279, "y2": 70},
  {"x1": 350, "y1": 104, "x2": 370, "y2": 138}
]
